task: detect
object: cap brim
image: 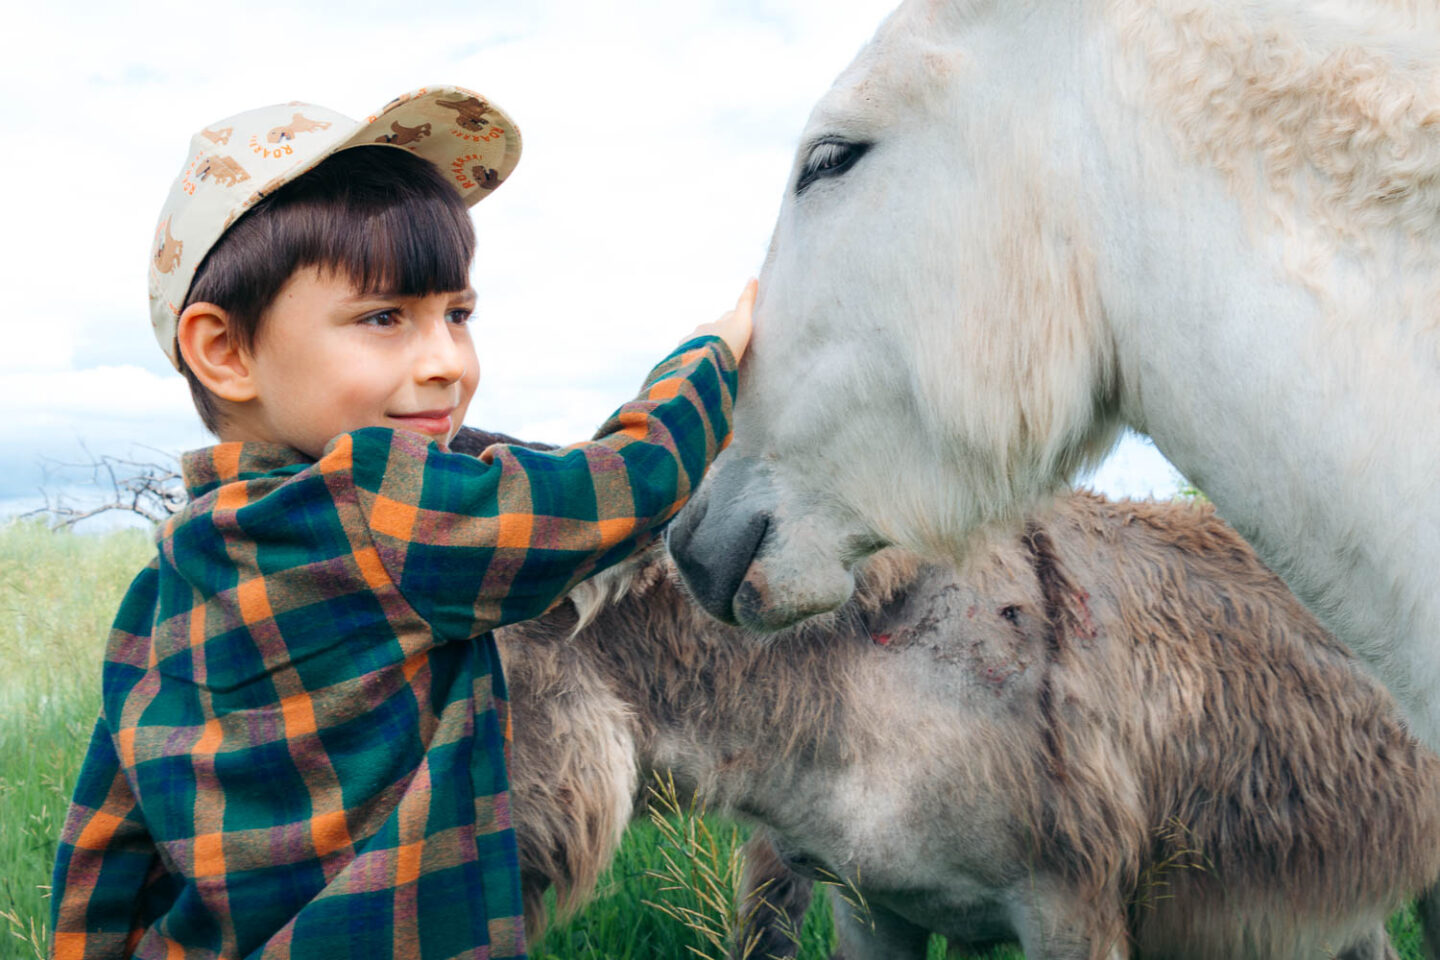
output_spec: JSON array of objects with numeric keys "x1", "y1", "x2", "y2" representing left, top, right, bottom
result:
[{"x1": 341, "y1": 86, "x2": 522, "y2": 207}]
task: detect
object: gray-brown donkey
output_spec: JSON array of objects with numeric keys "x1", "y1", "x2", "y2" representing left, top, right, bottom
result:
[{"x1": 453, "y1": 429, "x2": 1440, "y2": 959}]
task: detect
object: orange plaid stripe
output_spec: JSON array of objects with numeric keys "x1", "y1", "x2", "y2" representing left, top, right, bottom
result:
[
  {"x1": 318, "y1": 434, "x2": 354, "y2": 474},
  {"x1": 597, "y1": 516, "x2": 639, "y2": 544},
  {"x1": 647, "y1": 377, "x2": 683, "y2": 401},
  {"x1": 370, "y1": 494, "x2": 418, "y2": 540},
  {"x1": 354, "y1": 546, "x2": 389, "y2": 590},
  {"x1": 75, "y1": 810, "x2": 126, "y2": 851},
  {"x1": 192, "y1": 717, "x2": 223, "y2": 755},
  {"x1": 51, "y1": 931, "x2": 87, "y2": 959},
  {"x1": 402, "y1": 652, "x2": 426, "y2": 684},
  {"x1": 215, "y1": 482, "x2": 248, "y2": 512},
  {"x1": 189, "y1": 600, "x2": 207, "y2": 649},
  {"x1": 281, "y1": 691, "x2": 318, "y2": 738},
  {"x1": 212, "y1": 443, "x2": 242, "y2": 480},
  {"x1": 116, "y1": 727, "x2": 137, "y2": 769},
  {"x1": 237, "y1": 577, "x2": 273, "y2": 624},
  {"x1": 496, "y1": 512, "x2": 534, "y2": 549},
  {"x1": 311, "y1": 808, "x2": 352, "y2": 859},
  {"x1": 193, "y1": 831, "x2": 226, "y2": 877},
  {"x1": 615, "y1": 410, "x2": 651, "y2": 443},
  {"x1": 396, "y1": 840, "x2": 424, "y2": 886}
]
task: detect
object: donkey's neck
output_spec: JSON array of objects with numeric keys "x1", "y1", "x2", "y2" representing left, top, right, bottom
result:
[
  {"x1": 1094, "y1": 134, "x2": 1440, "y2": 743},
  {"x1": 1140, "y1": 316, "x2": 1439, "y2": 725},
  {"x1": 575, "y1": 570, "x2": 872, "y2": 831},
  {"x1": 1081, "y1": 0, "x2": 1440, "y2": 743}
]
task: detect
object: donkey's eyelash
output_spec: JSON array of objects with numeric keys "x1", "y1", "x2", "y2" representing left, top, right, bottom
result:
[{"x1": 796, "y1": 138, "x2": 871, "y2": 195}]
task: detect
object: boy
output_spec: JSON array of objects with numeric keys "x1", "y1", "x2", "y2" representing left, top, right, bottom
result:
[{"x1": 50, "y1": 86, "x2": 752, "y2": 960}]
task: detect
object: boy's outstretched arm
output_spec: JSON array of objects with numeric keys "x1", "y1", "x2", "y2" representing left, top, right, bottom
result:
[{"x1": 338, "y1": 280, "x2": 755, "y2": 641}]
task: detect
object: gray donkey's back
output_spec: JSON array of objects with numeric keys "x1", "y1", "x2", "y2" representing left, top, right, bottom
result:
[{"x1": 479, "y1": 448, "x2": 1440, "y2": 959}]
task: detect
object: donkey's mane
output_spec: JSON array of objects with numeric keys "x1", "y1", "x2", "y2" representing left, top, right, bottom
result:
[{"x1": 1101, "y1": 0, "x2": 1440, "y2": 305}]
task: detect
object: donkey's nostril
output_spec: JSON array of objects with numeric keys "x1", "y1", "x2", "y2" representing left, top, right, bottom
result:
[
  {"x1": 735, "y1": 579, "x2": 766, "y2": 626},
  {"x1": 670, "y1": 509, "x2": 771, "y2": 625}
]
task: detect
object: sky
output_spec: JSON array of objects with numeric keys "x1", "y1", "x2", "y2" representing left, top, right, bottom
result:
[{"x1": 0, "y1": 0, "x2": 1182, "y2": 528}]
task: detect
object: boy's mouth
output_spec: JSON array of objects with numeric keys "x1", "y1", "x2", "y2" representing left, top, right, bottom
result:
[{"x1": 388, "y1": 409, "x2": 454, "y2": 437}]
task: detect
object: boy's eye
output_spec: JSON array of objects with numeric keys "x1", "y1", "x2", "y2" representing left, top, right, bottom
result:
[
  {"x1": 362, "y1": 310, "x2": 399, "y2": 327},
  {"x1": 447, "y1": 308, "x2": 474, "y2": 325}
]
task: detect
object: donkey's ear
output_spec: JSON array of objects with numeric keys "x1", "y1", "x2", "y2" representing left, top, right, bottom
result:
[
  {"x1": 927, "y1": 0, "x2": 1002, "y2": 32},
  {"x1": 449, "y1": 426, "x2": 558, "y2": 457}
]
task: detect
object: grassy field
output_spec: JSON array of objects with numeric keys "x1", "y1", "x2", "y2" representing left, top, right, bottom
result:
[{"x1": 0, "y1": 522, "x2": 1427, "y2": 959}]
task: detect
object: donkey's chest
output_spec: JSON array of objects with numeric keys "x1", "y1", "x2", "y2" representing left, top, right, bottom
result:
[
  {"x1": 770, "y1": 818, "x2": 1023, "y2": 945},
  {"x1": 767, "y1": 757, "x2": 1034, "y2": 912}
]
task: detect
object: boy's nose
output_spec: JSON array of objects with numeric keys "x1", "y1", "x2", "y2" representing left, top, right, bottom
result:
[{"x1": 415, "y1": 319, "x2": 468, "y2": 383}]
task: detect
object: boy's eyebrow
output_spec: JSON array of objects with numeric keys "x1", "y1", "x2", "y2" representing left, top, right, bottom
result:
[{"x1": 340, "y1": 288, "x2": 478, "y2": 306}]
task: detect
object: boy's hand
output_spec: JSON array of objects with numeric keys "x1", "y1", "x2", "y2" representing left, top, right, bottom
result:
[{"x1": 690, "y1": 278, "x2": 756, "y2": 363}]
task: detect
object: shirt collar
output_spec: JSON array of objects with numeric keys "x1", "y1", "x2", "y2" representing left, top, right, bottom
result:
[{"x1": 181, "y1": 442, "x2": 315, "y2": 500}]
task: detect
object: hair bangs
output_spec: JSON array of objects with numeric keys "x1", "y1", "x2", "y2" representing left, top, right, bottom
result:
[{"x1": 280, "y1": 147, "x2": 475, "y2": 299}]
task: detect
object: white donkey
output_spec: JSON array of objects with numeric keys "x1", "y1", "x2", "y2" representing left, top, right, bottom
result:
[{"x1": 668, "y1": 0, "x2": 1440, "y2": 746}]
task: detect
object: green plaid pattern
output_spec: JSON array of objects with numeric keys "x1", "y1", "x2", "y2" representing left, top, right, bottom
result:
[{"x1": 51, "y1": 337, "x2": 736, "y2": 959}]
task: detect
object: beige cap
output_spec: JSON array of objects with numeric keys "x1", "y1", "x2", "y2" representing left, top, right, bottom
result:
[{"x1": 148, "y1": 84, "x2": 522, "y2": 369}]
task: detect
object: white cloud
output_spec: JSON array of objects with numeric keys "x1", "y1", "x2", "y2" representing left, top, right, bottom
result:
[
  {"x1": 0, "y1": 0, "x2": 1184, "y2": 516},
  {"x1": 1, "y1": 318, "x2": 78, "y2": 373},
  {"x1": 5, "y1": 365, "x2": 189, "y2": 419}
]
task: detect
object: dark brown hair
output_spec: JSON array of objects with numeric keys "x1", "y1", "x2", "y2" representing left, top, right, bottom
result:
[{"x1": 179, "y1": 146, "x2": 476, "y2": 433}]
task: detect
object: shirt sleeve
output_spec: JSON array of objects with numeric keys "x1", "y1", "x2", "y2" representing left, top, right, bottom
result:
[
  {"x1": 51, "y1": 719, "x2": 166, "y2": 960},
  {"x1": 337, "y1": 335, "x2": 736, "y2": 641}
]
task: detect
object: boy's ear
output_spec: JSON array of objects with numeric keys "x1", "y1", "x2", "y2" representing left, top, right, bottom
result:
[{"x1": 177, "y1": 303, "x2": 258, "y2": 403}]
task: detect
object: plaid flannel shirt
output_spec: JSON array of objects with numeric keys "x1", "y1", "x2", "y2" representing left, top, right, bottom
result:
[{"x1": 51, "y1": 337, "x2": 736, "y2": 960}]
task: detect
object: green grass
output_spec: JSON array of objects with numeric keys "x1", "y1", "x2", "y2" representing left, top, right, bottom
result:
[
  {"x1": 530, "y1": 819, "x2": 837, "y2": 960},
  {"x1": 0, "y1": 522, "x2": 152, "y2": 959},
  {"x1": 0, "y1": 522, "x2": 1426, "y2": 960}
]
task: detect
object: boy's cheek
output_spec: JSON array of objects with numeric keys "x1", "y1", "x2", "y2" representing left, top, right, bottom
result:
[
  {"x1": 464, "y1": 349, "x2": 481, "y2": 390},
  {"x1": 458, "y1": 362, "x2": 480, "y2": 415}
]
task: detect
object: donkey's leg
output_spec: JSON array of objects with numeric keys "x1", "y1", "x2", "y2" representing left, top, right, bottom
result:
[
  {"x1": 1418, "y1": 880, "x2": 1440, "y2": 960},
  {"x1": 1333, "y1": 923, "x2": 1399, "y2": 960},
  {"x1": 732, "y1": 830, "x2": 812, "y2": 960},
  {"x1": 829, "y1": 892, "x2": 930, "y2": 960},
  {"x1": 1009, "y1": 881, "x2": 1128, "y2": 960}
]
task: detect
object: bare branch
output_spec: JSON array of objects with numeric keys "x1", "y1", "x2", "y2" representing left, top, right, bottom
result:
[{"x1": 21, "y1": 448, "x2": 186, "y2": 529}]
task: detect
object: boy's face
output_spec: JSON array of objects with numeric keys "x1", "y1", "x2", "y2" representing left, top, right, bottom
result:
[{"x1": 232, "y1": 267, "x2": 479, "y2": 458}]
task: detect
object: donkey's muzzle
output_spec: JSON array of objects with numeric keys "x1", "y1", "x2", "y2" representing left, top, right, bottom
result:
[{"x1": 668, "y1": 481, "x2": 771, "y2": 625}]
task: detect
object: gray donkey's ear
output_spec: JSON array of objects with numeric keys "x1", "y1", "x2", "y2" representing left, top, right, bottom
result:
[{"x1": 449, "y1": 426, "x2": 559, "y2": 457}]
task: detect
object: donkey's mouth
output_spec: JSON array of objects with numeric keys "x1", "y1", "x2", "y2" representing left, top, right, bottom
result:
[{"x1": 669, "y1": 456, "x2": 858, "y2": 632}]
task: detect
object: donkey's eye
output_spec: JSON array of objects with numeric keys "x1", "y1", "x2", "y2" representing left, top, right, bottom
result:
[{"x1": 795, "y1": 138, "x2": 870, "y2": 195}]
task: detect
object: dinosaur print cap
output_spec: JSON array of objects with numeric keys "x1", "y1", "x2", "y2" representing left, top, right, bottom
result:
[{"x1": 148, "y1": 85, "x2": 522, "y2": 369}]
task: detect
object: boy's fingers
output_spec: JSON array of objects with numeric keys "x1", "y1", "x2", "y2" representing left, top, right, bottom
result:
[
  {"x1": 736, "y1": 277, "x2": 758, "y2": 314},
  {"x1": 685, "y1": 279, "x2": 757, "y2": 361}
]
